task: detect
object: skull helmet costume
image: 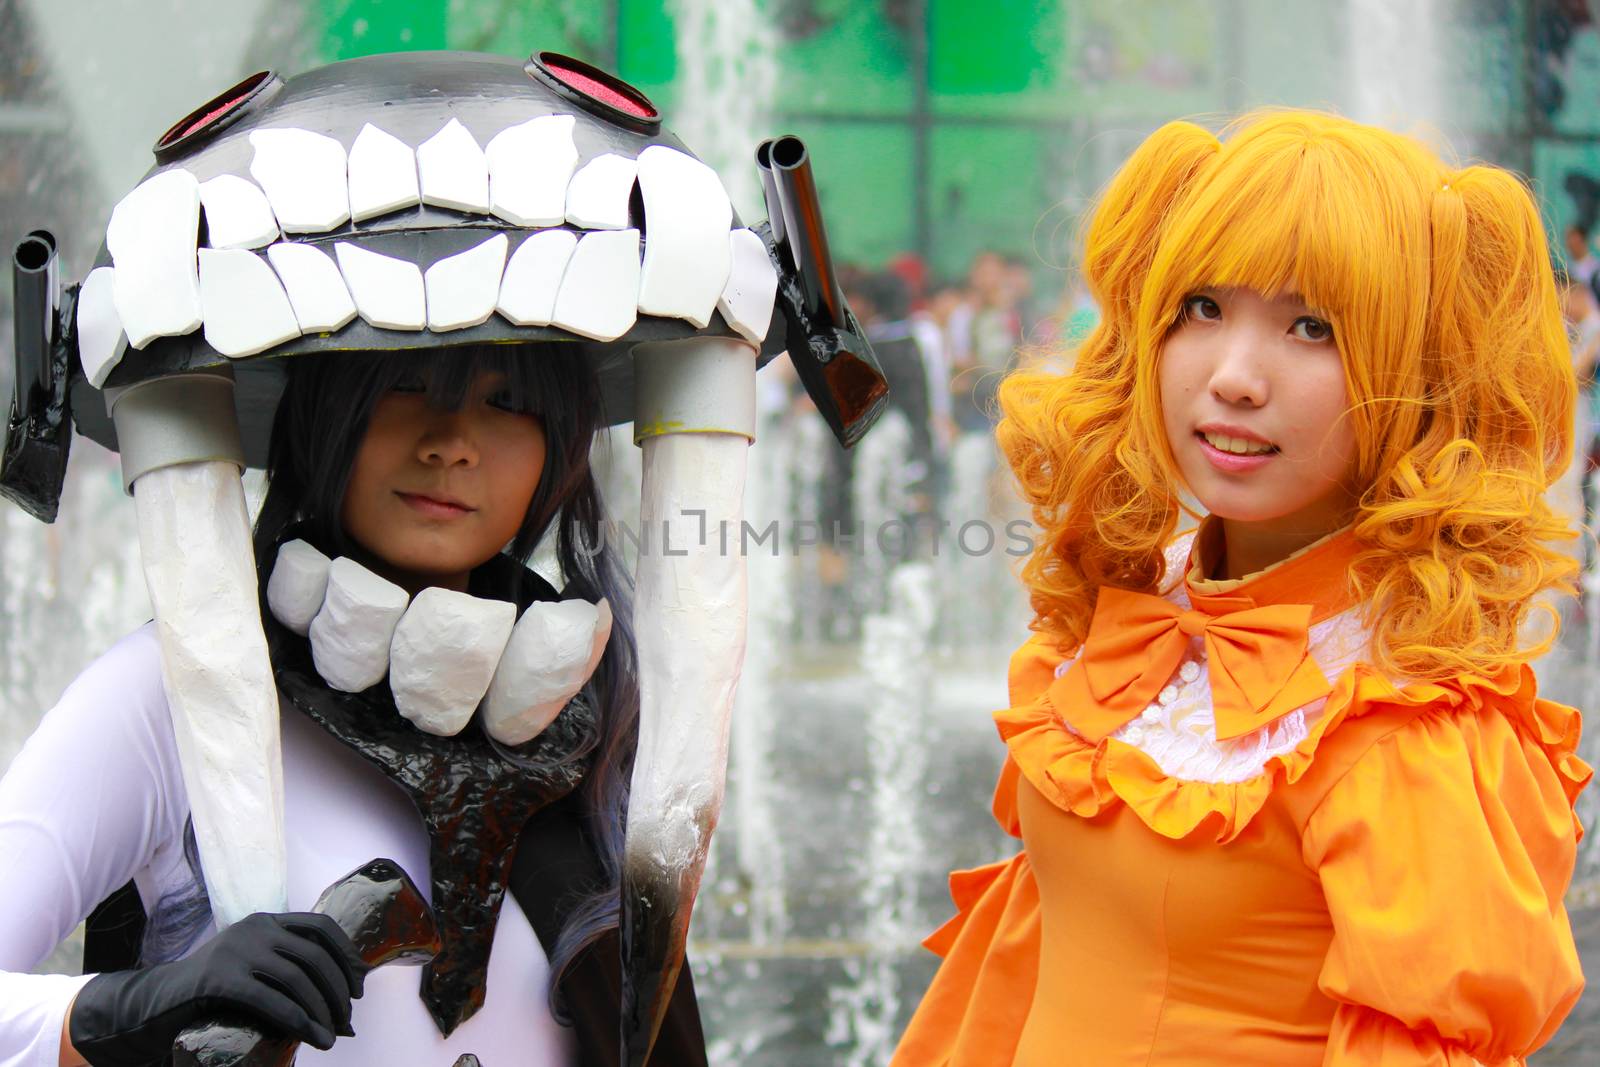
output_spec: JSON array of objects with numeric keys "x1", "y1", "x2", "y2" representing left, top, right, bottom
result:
[{"x1": 1, "y1": 48, "x2": 886, "y2": 1065}]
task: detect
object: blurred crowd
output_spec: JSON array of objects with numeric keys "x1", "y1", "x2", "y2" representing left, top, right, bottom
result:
[{"x1": 758, "y1": 249, "x2": 1099, "y2": 637}]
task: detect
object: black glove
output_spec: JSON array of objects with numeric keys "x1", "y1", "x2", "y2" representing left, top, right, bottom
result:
[{"x1": 68, "y1": 911, "x2": 364, "y2": 1067}]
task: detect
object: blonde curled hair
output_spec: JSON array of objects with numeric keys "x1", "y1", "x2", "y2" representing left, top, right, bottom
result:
[{"x1": 1000, "y1": 109, "x2": 1577, "y2": 681}]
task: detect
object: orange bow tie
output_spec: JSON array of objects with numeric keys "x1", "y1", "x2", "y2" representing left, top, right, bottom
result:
[{"x1": 1050, "y1": 586, "x2": 1332, "y2": 743}]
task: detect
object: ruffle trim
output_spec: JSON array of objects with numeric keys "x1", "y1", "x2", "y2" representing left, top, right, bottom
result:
[{"x1": 995, "y1": 647, "x2": 1591, "y2": 845}]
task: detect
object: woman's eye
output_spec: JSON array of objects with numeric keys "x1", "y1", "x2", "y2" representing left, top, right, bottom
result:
[
  {"x1": 486, "y1": 389, "x2": 522, "y2": 412},
  {"x1": 1291, "y1": 316, "x2": 1333, "y2": 342},
  {"x1": 1183, "y1": 295, "x2": 1221, "y2": 321}
]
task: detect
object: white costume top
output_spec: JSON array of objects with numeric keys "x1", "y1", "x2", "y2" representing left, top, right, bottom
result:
[{"x1": 0, "y1": 625, "x2": 574, "y2": 1067}]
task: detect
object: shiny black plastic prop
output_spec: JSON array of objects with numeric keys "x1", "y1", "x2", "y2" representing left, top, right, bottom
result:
[
  {"x1": 756, "y1": 136, "x2": 887, "y2": 448},
  {"x1": 269, "y1": 607, "x2": 598, "y2": 1036},
  {"x1": 170, "y1": 858, "x2": 441, "y2": 1067},
  {"x1": 1, "y1": 231, "x2": 72, "y2": 522}
]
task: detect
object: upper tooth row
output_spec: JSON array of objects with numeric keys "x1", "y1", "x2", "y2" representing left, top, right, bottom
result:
[
  {"x1": 1204, "y1": 432, "x2": 1273, "y2": 455},
  {"x1": 78, "y1": 119, "x2": 780, "y2": 387}
]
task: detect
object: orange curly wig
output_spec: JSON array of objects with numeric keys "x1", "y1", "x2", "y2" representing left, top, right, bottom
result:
[{"x1": 999, "y1": 109, "x2": 1577, "y2": 681}]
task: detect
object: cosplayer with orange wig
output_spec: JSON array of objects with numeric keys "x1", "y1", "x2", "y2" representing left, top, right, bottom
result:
[{"x1": 891, "y1": 109, "x2": 1591, "y2": 1066}]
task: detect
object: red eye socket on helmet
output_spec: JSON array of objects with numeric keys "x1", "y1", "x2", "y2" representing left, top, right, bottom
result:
[
  {"x1": 154, "y1": 70, "x2": 281, "y2": 161},
  {"x1": 528, "y1": 52, "x2": 660, "y2": 134}
]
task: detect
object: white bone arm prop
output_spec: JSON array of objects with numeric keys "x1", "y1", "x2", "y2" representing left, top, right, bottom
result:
[
  {"x1": 115, "y1": 374, "x2": 287, "y2": 927},
  {"x1": 621, "y1": 339, "x2": 755, "y2": 1066}
]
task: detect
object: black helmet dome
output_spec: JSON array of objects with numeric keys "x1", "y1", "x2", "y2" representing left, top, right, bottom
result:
[{"x1": 72, "y1": 50, "x2": 787, "y2": 465}]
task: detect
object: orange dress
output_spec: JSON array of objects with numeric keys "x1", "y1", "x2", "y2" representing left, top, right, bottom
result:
[{"x1": 892, "y1": 521, "x2": 1591, "y2": 1066}]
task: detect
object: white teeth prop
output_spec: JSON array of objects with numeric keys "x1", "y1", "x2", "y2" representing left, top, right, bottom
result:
[
  {"x1": 133, "y1": 460, "x2": 287, "y2": 926},
  {"x1": 248, "y1": 129, "x2": 351, "y2": 233},
  {"x1": 716, "y1": 229, "x2": 779, "y2": 345},
  {"x1": 308, "y1": 557, "x2": 409, "y2": 692},
  {"x1": 266, "y1": 539, "x2": 332, "y2": 636},
  {"x1": 76, "y1": 266, "x2": 126, "y2": 389},
  {"x1": 347, "y1": 123, "x2": 421, "y2": 223},
  {"x1": 487, "y1": 115, "x2": 579, "y2": 227},
  {"x1": 635, "y1": 147, "x2": 733, "y2": 329},
  {"x1": 417, "y1": 118, "x2": 490, "y2": 214},
  {"x1": 424, "y1": 233, "x2": 509, "y2": 332},
  {"x1": 564, "y1": 153, "x2": 638, "y2": 231},
  {"x1": 482, "y1": 599, "x2": 612, "y2": 746},
  {"x1": 335, "y1": 242, "x2": 427, "y2": 331},
  {"x1": 497, "y1": 230, "x2": 577, "y2": 327},
  {"x1": 389, "y1": 588, "x2": 516, "y2": 737},
  {"x1": 198, "y1": 175, "x2": 280, "y2": 251},
  {"x1": 267, "y1": 242, "x2": 359, "y2": 334},
  {"x1": 197, "y1": 249, "x2": 302, "y2": 358},
  {"x1": 105, "y1": 169, "x2": 203, "y2": 349},
  {"x1": 551, "y1": 229, "x2": 641, "y2": 342},
  {"x1": 1201, "y1": 432, "x2": 1276, "y2": 455}
]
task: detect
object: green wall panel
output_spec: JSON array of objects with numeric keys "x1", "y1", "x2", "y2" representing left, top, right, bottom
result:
[
  {"x1": 774, "y1": 3, "x2": 912, "y2": 115},
  {"x1": 1534, "y1": 140, "x2": 1600, "y2": 268},
  {"x1": 929, "y1": 0, "x2": 1053, "y2": 95},
  {"x1": 319, "y1": 0, "x2": 448, "y2": 59},
  {"x1": 928, "y1": 124, "x2": 1057, "y2": 281},
  {"x1": 779, "y1": 121, "x2": 915, "y2": 270},
  {"x1": 447, "y1": 1, "x2": 610, "y2": 64},
  {"x1": 617, "y1": 0, "x2": 676, "y2": 92}
]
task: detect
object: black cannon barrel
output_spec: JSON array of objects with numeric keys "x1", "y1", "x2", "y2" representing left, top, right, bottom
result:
[
  {"x1": 768, "y1": 135, "x2": 849, "y2": 331},
  {"x1": 12, "y1": 232, "x2": 58, "y2": 404},
  {"x1": 753, "y1": 139, "x2": 788, "y2": 254}
]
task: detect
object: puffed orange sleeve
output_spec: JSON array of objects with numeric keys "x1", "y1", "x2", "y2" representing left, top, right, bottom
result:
[
  {"x1": 889, "y1": 635, "x2": 1064, "y2": 1067},
  {"x1": 1302, "y1": 676, "x2": 1589, "y2": 1066}
]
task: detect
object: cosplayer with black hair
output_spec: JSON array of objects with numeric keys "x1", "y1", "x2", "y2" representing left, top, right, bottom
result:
[{"x1": 0, "y1": 49, "x2": 886, "y2": 1067}]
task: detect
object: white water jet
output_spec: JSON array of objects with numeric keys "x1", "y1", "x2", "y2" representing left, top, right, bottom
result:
[{"x1": 824, "y1": 562, "x2": 937, "y2": 1065}]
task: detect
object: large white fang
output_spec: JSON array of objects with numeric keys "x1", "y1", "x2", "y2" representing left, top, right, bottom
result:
[
  {"x1": 266, "y1": 242, "x2": 358, "y2": 334},
  {"x1": 348, "y1": 123, "x2": 421, "y2": 223},
  {"x1": 389, "y1": 588, "x2": 516, "y2": 737},
  {"x1": 105, "y1": 168, "x2": 203, "y2": 348},
  {"x1": 199, "y1": 175, "x2": 280, "y2": 251},
  {"x1": 266, "y1": 539, "x2": 331, "y2": 637},
  {"x1": 198, "y1": 249, "x2": 302, "y2": 358},
  {"x1": 565, "y1": 153, "x2": 638, "y2": 231},
  {"x1": 308, "y1": 557, "x2": 409, "y2": 693},
  {"x1": 635, "y1": 146, "x2": 733, "y2": 329},
  {"x1": 497, "y1": 230, "x2": 577, "y2": 327},
  {"x1": 417, "y1": 118, "x2": 490, "y2": 214},
  {"x1": 248, "y1": 129, "x2": 351, "y2": 233},
  {"x1": 483, "y1": 599, "x2": 611, "y2": 746},
  {"x1": 425, "y1": 233, "x2": 509, "y2": 332},
  {"x1": 551, "y1": 229, "x2": 641, "y2": 341},
  {"x1": 716, "y1": 229, "x2": 778, "y2": 345},
  {"x1": 335, "y1": 242, "x2": 426, "y2": 331},
  {"x1": 487, "y1": 115, "x2": 579, "y2": 227},
  {"x1": 76, "y1": 266, "x2": 126, "y2": 389}
]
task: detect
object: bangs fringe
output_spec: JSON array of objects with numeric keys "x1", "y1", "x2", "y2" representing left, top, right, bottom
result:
[{"x1": 1000, "y1": 109, "x2": 1577, "y2": 681}]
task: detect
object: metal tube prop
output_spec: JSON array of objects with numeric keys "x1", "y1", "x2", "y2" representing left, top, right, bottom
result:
[
  {"x1": 111, "y1": 374, "x2": 288, "y2": 927},
  {"x1": 12, "y1": 232, "x2": 57, "y2": 404},
  {"x1": 753, "y1": 139, "x2": 788, "y2": 257},
  {"x1": 768, "y1": 135, "x2": 848, "y2": 330},
  {"x1": 622, "y1": 338, "x2": 756, "y2": 1066}
]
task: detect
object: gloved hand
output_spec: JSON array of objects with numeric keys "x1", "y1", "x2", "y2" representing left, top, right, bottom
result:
[{"x1": 67, "y1": 911, "x2": 364, "y2": 1067}]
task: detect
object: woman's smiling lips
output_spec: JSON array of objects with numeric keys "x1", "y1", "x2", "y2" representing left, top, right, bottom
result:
[
  {"x1": 395, "y1": 490, "x2": 475, "y2": 518},
  {"x1": 1193, "y1": 422, "x2": 1279, "y2": 474}
]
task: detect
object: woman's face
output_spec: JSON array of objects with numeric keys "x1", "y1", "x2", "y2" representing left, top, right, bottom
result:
[
  {"x1": 341, "y1": 368, "x2": 546, "y2": 592},
  {"x1": 1159, "y1": 286, "x2": 1358, "y2": 544}
]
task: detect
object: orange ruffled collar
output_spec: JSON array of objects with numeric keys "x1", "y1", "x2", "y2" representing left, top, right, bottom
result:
[{"x1": 993, "y1": 523, "x2": 1589, "y2": 844}]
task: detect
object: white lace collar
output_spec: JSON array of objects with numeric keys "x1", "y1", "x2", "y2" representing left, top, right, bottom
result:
[{"x1": 1054, "y1": 531, "x2": 1371, "y2": 785}]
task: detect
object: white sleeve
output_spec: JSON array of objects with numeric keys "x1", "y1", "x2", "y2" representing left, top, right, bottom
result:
[{"x1": 0, "y1": 626, "x2": 186, "y2": 1067}]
